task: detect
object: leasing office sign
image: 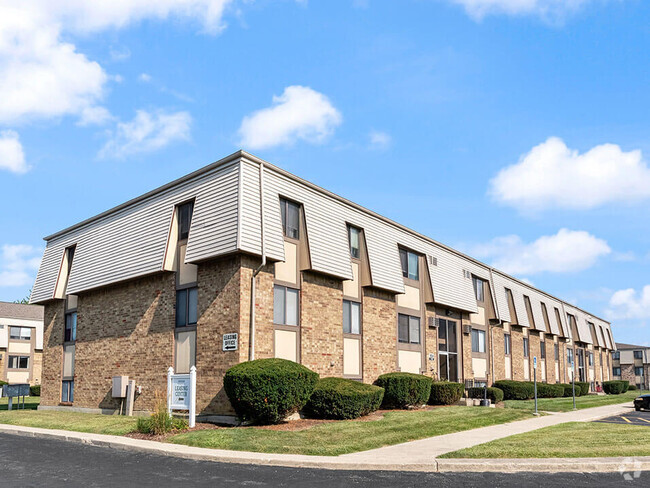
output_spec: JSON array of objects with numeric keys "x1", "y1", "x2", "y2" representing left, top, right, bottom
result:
[{"x1": 170, "y1": 374, "x2": 190, "y2": 410}]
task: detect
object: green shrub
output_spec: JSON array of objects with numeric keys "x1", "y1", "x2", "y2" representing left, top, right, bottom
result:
[
  {"x1": 374, "y1": 372, "x2": 432, "y2": 408},
  {"x1": 628, "y1": 384, "x2": 638, "y2": 391},
  {"x1": 29, "y1": 385, "x2": 41, "y2": 396},
  {"x1": 429, "y1": 381, "x2": 464, "y2": 405},
  {"x1": 576, "y1": 381, "x2": 590, "y2": 396},
  {"x1": 536, "y1": 383, "x2": 565, "y2": 398},
  {"x1": 603, "y1": 380, "x2": 627, "y2": 395},
  {"x1": 467, "y1": 387, "x2": 504, "y2": 404},
  {"x1": 137, "y1": 391, "x2": 188, "y2": 435},
  {"x1": 224, "y1": 358, "x2": 319, "y2": 424},
  {"x1": 304, "y1": 377, "x2": 384, "y2": 420},
  {"x1": 493, "y1": 380, "x2": 534, "y2": 400},
  {"x1": 558, "y1": 382, "x2": 585, "y2": 397},
  {"x1": 622, "y1": 380, "x2": 630, "y2": 393}
]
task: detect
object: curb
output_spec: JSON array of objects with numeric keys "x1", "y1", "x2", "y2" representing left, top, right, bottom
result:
[{"x1": 1, "y1": 423, "x2": 650, "y2": 473}]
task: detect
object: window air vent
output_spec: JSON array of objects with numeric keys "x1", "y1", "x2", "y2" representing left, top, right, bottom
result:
[{"x1": 428, "y1": 255, "x2": 437, "y2": 266}]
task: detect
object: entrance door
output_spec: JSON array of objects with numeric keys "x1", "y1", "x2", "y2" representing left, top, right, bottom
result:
[
  {"x1": 438, "y1": 318, "x2": 458, "y2": 382},
  {"x1": 577, "y1": 348, "x2": 585, "y2": 382}
]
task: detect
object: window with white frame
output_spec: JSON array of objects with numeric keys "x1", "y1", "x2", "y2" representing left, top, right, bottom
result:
[
  {"x1": 471, "y1": 329, "x2": 486, "y2": 353},
  {"x1": 274, "y1": 285, "x2": 299, "y2": 326},
  {"x1": 9, "y1": 326, "x2": 31, "y2": 340},
  {"x1": 343, "y1": 300, "x2": 361, "y2": 334}
]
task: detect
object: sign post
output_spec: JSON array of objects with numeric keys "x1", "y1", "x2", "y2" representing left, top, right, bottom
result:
[
  {"x1": 533, "y1": 356, "x2": 538, "y2": 416},
  {"x1": 167, "y1": 366, "x2": 196, "y2": 428}
]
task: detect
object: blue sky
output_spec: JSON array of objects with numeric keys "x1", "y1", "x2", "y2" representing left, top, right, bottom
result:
[{"x1": 0, "y1": 0, "x2": 649, "y2": 345}]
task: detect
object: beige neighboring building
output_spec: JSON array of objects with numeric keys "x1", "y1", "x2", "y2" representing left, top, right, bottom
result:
[
  {"x1": 0, "y1": 302, "x2": 44, "y2": 385},
  {"x1": 613, "y1": 343, "x2": 649, "y2": 390}
]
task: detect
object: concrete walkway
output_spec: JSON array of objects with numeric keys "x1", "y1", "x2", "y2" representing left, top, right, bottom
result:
[{"x1": 0, "y1": 402, "x2": 647, "y2": 473}]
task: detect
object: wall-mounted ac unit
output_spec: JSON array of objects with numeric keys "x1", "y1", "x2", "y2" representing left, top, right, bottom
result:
[
  {"x1": 463, "y1": 324, "x2": 472, "y2": 335},
  {"x1": 428, "y1": 317, "x2": 438, "y2": 329}
]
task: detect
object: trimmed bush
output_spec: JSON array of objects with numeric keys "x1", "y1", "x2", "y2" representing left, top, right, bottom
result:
[
  {"x1": 536, "y1": 383, "x2": 565, "y2": 398},
  {"x1": 628, "y1": 384, "x2": 638, "y2": 391},
  {"x1": 467, "y1": 387, "x2": 504, "y2": 404},
  {"x1": 622, "y1": 380, "x2": 630, "y2": 393},
  {"x1": 29, "y1": 385, "x2": 41, "y2": 396},
  {"x1": 429, "y1": 381, "x2": 464, "y2": 405},
  {"x1": 576, "y1": 381, "x2": 590, "y2": 396},
  {"x1": 493, "y1": 380, "x2": 534, "y2": 400},
  {"x1": 375, "y1": 372, "x2": 432, "y2": 408},
  {"x1": 603, "y1": 380, "x2": 627, "y2": 395},
  {"x1": 304, "y1": 377, "x2": 384, "y2": 420},
  {"x1": 224, "y1": 358, "x2": 319, "y2": 424},
  {"x1": 558, "y1": 383, "x2": 577, "y2": 397}
]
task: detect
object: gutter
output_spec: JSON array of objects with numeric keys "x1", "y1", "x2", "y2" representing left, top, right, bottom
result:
[{"x1": 249, "y1": 161, "x2": 266, "y2": 361}]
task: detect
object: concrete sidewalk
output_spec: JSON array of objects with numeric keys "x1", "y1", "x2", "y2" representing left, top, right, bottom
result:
[{"x1": 0, "y1": 402, "x2": 647, "y2": 473}]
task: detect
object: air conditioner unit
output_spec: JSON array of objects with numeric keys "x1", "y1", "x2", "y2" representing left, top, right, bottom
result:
[
  {"x1": 463, "y1": 324, "x2": 472, "y2": 335},
  {"x1": 428, "y1": 317, "x2": 438, "y2": 329}
]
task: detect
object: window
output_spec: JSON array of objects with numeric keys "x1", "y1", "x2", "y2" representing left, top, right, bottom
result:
[
  {"x1": 567, "y1": 348, "x2": 574, "y2": 366},
  {"x1": 175, "y1": 288, "x2": 198, "y2": 327},
  {"x1": 523, "y1": 337, "x2": 530, "y2": 358},
  {"x1": 274, "y1": 285, "x2": 299, "y2": 326},
  {"x1": 635, "y1": 366, "x2": 644, "y2": 376},
  {"x1": 438, "y1": 318, "x2": 458, "y2": 382},
  {"x1": 504, "y1": 334, "x2": 511, "y2": 355},
  {"x1": 589, "y1": 352, "x2": 594, "y2": 367},
  {"x1": 540, "y1": 341, "x2": 546, "y2": 360},
  {"x1": 61, "y1": 380, "x2": 74, "y2": 403},
  {"x1": 343, "y1": 300, "x2": 361, "y2": 334},
  {"x1": 8, "y1": 355, "x2": 29, "y2": 369},
  {"x1": 64, "y1": 312, "x2": 77, "y2": 342},
  {"x1": 554, "y1": 343, "x2": 560, "y2": 361},
  {"x1": 280, "y1": 198, "x2": 300, "y2": 239},
  {"x1": 9, "y1": 326, "x2": 31, "y2": 340},
  {"x1": 471, "y1": 329, "x2": 486, "y2": 353},
  {"x1": 613, "y1": 351, "x2": 620, "y2": 360},
  {"x1": 398, "y1": 314, "x2": 420, "y2": 344},
  {"x1": 472, "y1": 277, "x2": 484, "y2": 302},
  {"x1": 178, "y1": 201, "x2": 194, "y2": 241},
  {"x1": 348, "y1": 226, "x2": 361, "y2": 259},
  {"x1": 399, "y1": 249, "x2": 419, "y2": 280},
  {"x1": 613, "y1": 367, "x2": 621, "y2": 376},
  {"x1": 634, "y1": 351, "x2": 643, "y2": 360}
]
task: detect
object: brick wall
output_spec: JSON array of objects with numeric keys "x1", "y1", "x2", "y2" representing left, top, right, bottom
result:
[
  {"x1": 511, "y1": 326, "x2": 524, "y2": 381},
  {"x1": 492, "y1": 326, "x2": 505, "y2": 382},
  {"x1": 41, "y1": 301, "x2": 65, "y2": 406},
  {"x1": 32, "y1": 351, "x2": 43, "y2": 385},
  {"x1": 362, "y1": 288, "x2": 397, "y2": 383},
  {"x1": 424, "y1": 305, "x2": 437, "y2": 379},
  {"x1": 529, "y1": 331, "x2": 541, "y2": 382}
]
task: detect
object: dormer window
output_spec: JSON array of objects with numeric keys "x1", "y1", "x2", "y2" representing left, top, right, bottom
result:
[
  {"x1": 280, "y1": 198, "x2": 300, "y2": 239},
  {"x1": 348, "y1": 226, "x2": 361, "y2": 259},
  {"x1": 178, "y1": 201, "x2": 194, "y2": 241},
  {"x1": 399, "y1": 249, "x2": 419, "y2": 281},
  {"x1": 472, "y1": 277, "x2": 484, "y2": 302}
]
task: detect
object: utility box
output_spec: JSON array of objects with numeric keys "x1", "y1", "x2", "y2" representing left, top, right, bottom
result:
[{"x1": 112, "y1": 376, "x2": 129, "y2": 398}]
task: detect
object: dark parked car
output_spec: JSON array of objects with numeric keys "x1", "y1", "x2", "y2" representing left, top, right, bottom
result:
[{"x1": 633, "y1": 394, "x2": 650, "y2": 411}]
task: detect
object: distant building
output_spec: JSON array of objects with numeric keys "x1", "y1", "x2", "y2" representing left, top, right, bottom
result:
[
  {"x1": 0, "y1": 302, "x2": 44, "y2": 385},
  {"x1": 613, "y1": 343, "x2": 649, "y2": 390}
]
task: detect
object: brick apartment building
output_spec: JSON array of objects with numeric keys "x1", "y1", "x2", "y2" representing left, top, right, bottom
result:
[
  {"x1": 613, "y1": 343, "x2": 649, "y2": 390},
  {"x1": 30, "y1": 151, "x2": 616, "y2": 417}
]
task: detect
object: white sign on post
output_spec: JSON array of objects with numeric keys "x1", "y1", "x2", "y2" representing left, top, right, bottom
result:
[
  {"x1": 167, "y1": 366, "x2": 196, "y2": 428},
  {"x1": 223, "y1": 333, "x2": 238, "y2": 352}
]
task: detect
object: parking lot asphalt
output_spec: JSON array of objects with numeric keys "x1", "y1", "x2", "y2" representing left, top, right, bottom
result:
[{"x1": 594, "y1": 408, "x2": 650, "y2": 426}]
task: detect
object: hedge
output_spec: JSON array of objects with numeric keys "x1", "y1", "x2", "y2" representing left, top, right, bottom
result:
[
  {"x1": 29, "y1": 385, "x2": 41, "y2": 396},
  {"x1": 576, "y1": 381, "x2": 590, "y2": 396},
  {"x1": 223, "y1": 358, "x2": 319, "y2": 424},
  {"x1": 374, "y1": 372, "x2": 432, "y2": 408},
  {"x1": 622, "y1": 380, "x2": 630, "y2": 393},
  {"x1": 493, "y1": 380, "x2": 534, "y2": 400},
  {"x1": 558, "y1": 383, "x2": 582, "y2": 397},
  {"x1": 603, "y1": 380, "x2": 628, "y2": 395},
  {"x1": 467, "y1": 387, "x2": 504, "y2": 404},
  {"x1": 535, "y1": 383, "x2": 565, "y2": 398},
  {"x1": 429, "y1": 381, "x2": 464, "y2": 405},
  {"x1": 628, "y1": 384, "x2": 638, "y2": 391},
  {"x1": 304, "y1": 377, "x2": 384, "y2": 420}
]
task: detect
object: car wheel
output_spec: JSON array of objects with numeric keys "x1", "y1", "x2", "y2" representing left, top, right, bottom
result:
[{"x1": 635, "y1": 406, "x2": 641, "y2": 411}]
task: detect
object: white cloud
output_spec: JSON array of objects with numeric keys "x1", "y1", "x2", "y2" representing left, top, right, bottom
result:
[
  {"x1": 446, "y1": 0, "x2": 593, "y2": 20},
  {"x1": 489, "y1": 137, "x2": 650, "y2": 211},
  {"x1": 606, "y1": 286, "x2": 650, "y2": 320},
  {"x1": 78, "y1": 106, "x2": 113, "y2": 127},
  {"x1": 0, "y1": 130, "x2": 28, "y2": 174},
  {"x1": 0, "y1": 244, "x2": 42, "y2": 287},
  {"x1": 466, "y1": 228, "x2": 611, "y2": 275},
  {"x1": 368, "y1": 130, "x2": 392, "y2": 150},
  {"x1": 0, "y1": 1, "x2": 233, "y2": 125},
  {"x1": 238, "y1": 85, "x2": 342, "y2": 150},
  {"x1": 139, "y1": 73, "x2": 153, "y2": 83},
  {"x1": 99, "y1": 109, "x2": 192, "y2": 159}
]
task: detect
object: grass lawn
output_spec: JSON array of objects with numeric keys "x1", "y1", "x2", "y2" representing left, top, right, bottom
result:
[
  {"x1": 504, "y1": 390, "x2": 646, "y2": 412},
  {"x1": 169, "y1": 407, "x2": 533, "y2": 456},
  {"x1": 0, "y1": 396, "x2": 137, "y2": 435},
  {"x1": 440, "y1": 421, "x2": 650, "y2": 458},
  {"x1": 0, "y1": 396, "x2": 40, "y2": 411}
]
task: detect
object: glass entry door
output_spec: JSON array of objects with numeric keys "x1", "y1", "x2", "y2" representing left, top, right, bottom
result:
[{"x1": 438, "y1": 318, "x2": 458, "y2": 382}]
